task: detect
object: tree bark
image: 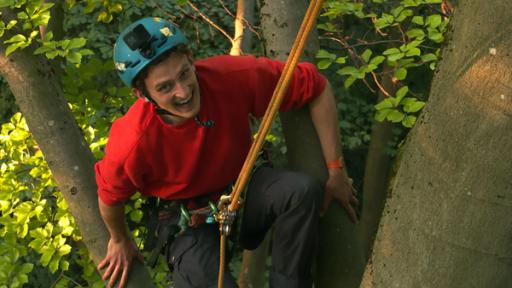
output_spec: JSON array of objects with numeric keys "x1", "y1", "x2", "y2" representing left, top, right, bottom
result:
[
  {"x1": 230, "y1": 0, "x2": 255, "y2": 55},
  {"x1": 358, "y1": 66, "x2": 395, "y2": 258},
  {"x1": 224, "y1": 1, "x2": 271, "y2": 287},
  {"x1": 260, "y1": 1, "x2": 365, "y2": 287},
  {"x1": 0, "y1": 10, "x2": 154, "y2": 288},
  {"x1": 361, "y1": 1, "x2": 512, "y2": 287}
]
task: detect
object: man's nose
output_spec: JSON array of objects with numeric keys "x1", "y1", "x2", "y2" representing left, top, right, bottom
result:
[{"x1": 173, "y1": 81, "x2": 189, "y2": 98}]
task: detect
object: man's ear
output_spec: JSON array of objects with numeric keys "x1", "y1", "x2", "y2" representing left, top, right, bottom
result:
[{"x1": 132, "y1": 88, "x2": 149, "y2": 102}]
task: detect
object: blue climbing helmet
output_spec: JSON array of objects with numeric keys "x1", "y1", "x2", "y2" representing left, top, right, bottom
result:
[{"x1": 113, "y1": 17, "x2": 188, "y2": 86}]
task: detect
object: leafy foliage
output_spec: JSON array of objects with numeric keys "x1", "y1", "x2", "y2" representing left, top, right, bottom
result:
[
  {"x1": 1, "y1": 0, "x2": 237, "y2": 286},
  {"x1": 316, "y1": 0, "x2": 450, "y2": 130},
  {"x1": 0, "y1": 0, "x2": 453, "y2": 286}
]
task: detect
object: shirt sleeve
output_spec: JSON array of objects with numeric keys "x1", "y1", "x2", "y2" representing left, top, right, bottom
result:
[
  {"x1": 247, "y1": 56, "x2": 327, "y2": 117},
  {"x1": 95, "y1": 120, "x2": 138, "y2": 206},
  {"x1": 95, "y1": 158, "x2": 136, "y2": 206}
]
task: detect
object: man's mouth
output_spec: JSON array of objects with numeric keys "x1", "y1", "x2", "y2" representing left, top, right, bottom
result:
[{"x1": 174, "y1": 94, "x2": 193, "y2": 106}]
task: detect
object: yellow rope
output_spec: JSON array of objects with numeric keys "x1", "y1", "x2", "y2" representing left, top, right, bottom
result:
[{"x1": 218, "y1": 1, "x2": 324, "y2": 287}]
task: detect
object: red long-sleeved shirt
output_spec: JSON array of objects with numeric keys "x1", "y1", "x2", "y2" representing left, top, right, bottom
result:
[{"x1": 96, "y1": 55, "x2": 326, "y2": 205}]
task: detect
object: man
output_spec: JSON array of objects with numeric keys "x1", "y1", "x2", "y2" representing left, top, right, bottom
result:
[{"x1": 96, "y1": 17, "x2": 358, "y2": 288}]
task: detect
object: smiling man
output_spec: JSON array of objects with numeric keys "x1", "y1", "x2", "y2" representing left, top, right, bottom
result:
[{"x1": 95, "y1": 17, "x2": 358, "y2": 288}]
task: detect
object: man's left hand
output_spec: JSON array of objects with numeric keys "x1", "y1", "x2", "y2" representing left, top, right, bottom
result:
[{"x1": 321, "y1": 168, "x2": 359, "y2": 223}]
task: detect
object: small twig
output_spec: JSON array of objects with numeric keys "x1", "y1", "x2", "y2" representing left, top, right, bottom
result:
[
  {"x1": 371, "y1": 71, "x2": 392, "y2": 97},
  {"x1": 397, "y1": 24, "x2": 407, "y2": 43},
  {"x1": 362, "y1": 77, "x2": 377, "y2": 94},
  {"x1": 187, "y1": 1, "x2": 234, "y2": 44},
  {"x1": 370, "y1": 17, "x2": 388, "y2": 37},
  {"x1": 38, "y1": 0, "x2": 47, "y2": 39},
  {"x1": 218, "y1": 0, "x2": 236, "y2": 18}
]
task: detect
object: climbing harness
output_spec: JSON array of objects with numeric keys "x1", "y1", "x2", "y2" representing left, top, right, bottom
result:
[{"x1": 214, "y1": 0, "x2": 325, "y2": 287}]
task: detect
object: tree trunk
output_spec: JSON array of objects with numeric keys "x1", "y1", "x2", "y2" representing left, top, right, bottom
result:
[
  {"x1": 230, "y1": 0, "x2": 255, "y2": 56},
  {"x1": 260, "y1": 1, "x2": 365, "y2": 287},
  {"x1": 0, "y1": 10, "x2": 154, "y2": 288},
  {"x1": 225, "y1": 1, "x2": 272, "y2": 287},
  {"x1": 358, "y1": 66, "x2": 395, "y2": 258},
  {"x1": 361, "y1": 1, "x2": 512, "y2": 287}
]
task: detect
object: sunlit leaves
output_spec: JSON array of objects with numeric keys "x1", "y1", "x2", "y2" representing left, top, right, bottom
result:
[{"x1": 374, "y1": 86, "x2": 425, "y2": 127}]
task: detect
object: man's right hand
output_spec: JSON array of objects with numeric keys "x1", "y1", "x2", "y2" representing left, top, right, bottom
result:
[{"x1": 97, "y1": 237, "x2": 144, "y2": 288}]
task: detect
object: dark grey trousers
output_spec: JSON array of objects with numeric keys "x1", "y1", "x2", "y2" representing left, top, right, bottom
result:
[{"x1": 166, "y1": 167, "x2": 323, "y2": 288}]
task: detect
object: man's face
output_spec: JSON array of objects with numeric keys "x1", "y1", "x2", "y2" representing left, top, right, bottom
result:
[{"x1": 143, "y1": 52, "x2": 200, "y2": 124}]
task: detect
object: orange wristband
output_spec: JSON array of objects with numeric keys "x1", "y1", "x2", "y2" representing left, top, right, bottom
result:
[{"x1": 326, "y1": 156, "x2": 344, "y2": 170}]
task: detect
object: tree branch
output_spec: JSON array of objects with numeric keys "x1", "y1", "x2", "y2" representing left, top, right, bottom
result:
[{"x1": 187, "y1": 1, "x2": 234, "y2": 45}]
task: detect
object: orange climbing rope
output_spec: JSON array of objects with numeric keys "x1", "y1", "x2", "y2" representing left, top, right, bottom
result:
[{"x1": 216, "y1": 0, "x2": 325, "y2": 287}]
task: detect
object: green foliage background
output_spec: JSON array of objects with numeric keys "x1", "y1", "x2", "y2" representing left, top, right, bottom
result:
[{"x1": 0, "y1": 0, "x2": 451, "y2": 286}]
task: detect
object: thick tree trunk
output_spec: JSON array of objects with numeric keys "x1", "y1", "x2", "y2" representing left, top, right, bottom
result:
[
  {"x1": 358, "y1": 67, "x2": 395, "y2": 258},
  {"x1": 361, "y1": 1, "x2": 512, "y2": 287},
  {"x1": 0, "y1": 10, "x2": 154, "y2": 288},
  {"x1": 260, "y1": 1, "x2": 365, "y2": 287}
]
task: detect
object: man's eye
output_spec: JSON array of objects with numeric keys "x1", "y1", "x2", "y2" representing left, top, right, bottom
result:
[
  {"x1": 180, "y1": 69, "x2": 190, "y2": 80},
  {"x1": 157, "y1": 84, "x2": 171, "y2": 92}
]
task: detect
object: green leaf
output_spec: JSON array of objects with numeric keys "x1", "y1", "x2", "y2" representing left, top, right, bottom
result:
[
  {"x1": 46, "y1": 50, "x2": 59, "y2": 59},
  {"x1": 0, "y1": 0, "x2": 15, "y2": 8},
  {"x1": 404, "y1": 101, "x2": 426, "y2": 113},
  {"x1": 395, "y1": 68, "x2": 407, "y2": 80},
  {"x1": 67, "y1": 51, "x2": 82, "y2": 64},
  {"x1": 49, "y1": 257, "x2": 60, "y2": 273},
  {"x1": 391, "y1": 6, "x2": 404, "y2": 18},
  {"x1": 4, "y1": 34, "x2": 26, "y2": 43},
  {"x1": 426, "y1": 15, "x2": 442, "y2": 28},
  {"x1": 60, "y1": 260, "x2": 70, "y2": 271},
  {"x1": 30, "y1": 227, "x2": 48, "y2": 239},
  {"x1": 387, "y1": 52, "x2": 404, "y2": 62},
  {"x1": 58, "y1": 216, "x2": 70, "y2": 228},
  {"x1": 43, "y1": 31, "x2": 53, "y2": 41},
  {"x1": 316, "y1": 49, "x2": 336, "y2": 60},
  {"x1": 375, "y1": 108, "x2": 392, "y2": 122},
  {"x1": 68, "y1": 37, "x2": 87, "y2": 49},
  {"x1": 406, "y1": 28, "x2": 425, "y2": 39},
  {"x1": 335, "y1": 56, "x2": 346, "y2": 64},
  {"x1": 17, "y1": 11, "x2": 28, "y2": 20},
  {"x1": 61, "y1": 226, "x2": 74, "y2": 236},
  {"x1": 344, "y1": 76, "x2": 356, "y2": 89},
  {"x1": 405, "y1": 47, "x2": 421, "y2": 57},
  {"x1": 400, "y1": 97, "x2": 417, "y2": 106},
  {"x1": 361, "y1": 49, "x2": 372, "y2": 62},
  {"x1": 337, "y1": 66, "x2": 358, "y2": 76},
  {"x1": 20, "y1": 263, "x2": 33, "y2": 274},
  {"x1": 375, "y1": 98, "x2": 394, "y2": 110},
  {"x1": 383, "y1": 47, "x2": 400, "y2": 55},
  {"x1": 396, "y1": 9, "x2": 413, "y2": 22},
  {"x1": 421, "y1": 53, "x2": 437, "y2": 62},
  {"x1": 129, "y1": 209, "x2": 143, "y2": 222},
  {"x1": 396, "y1": 86, "x2": 409, "y2": 100},
  {"x1": 79, "y1": 48, "x2": 94, "y2": 56},
  {"x1": 317, "y1": 59, "x2": 332, "y2": 70},
  {"x1": 6, "y1": 20, "x2": 17, "y2": 29},
  {"x1": 428, "y1": 30, "x2": 443, "y2": 43},
  {"x1": 369, "y1": 56, "x2": 385, "y2": 66},
  {"x1": 58, "y1": 244, "x2": 72, "y2": 256},
  {"x1": 402, "y1": 115, "x2": 417, "y2": 127},
  {"x1": 412, "y1": 16, "x2": 424, "y2": 25},
  {"x1": 387, "y1": 110, "x2": 405, "y2": 122},
  {"x1": 34, "y1": 45, "x2": 54, "y2": 55},
  {"x1": 40, "y1": 248, "x2": 55, "y2": 266}
]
